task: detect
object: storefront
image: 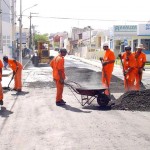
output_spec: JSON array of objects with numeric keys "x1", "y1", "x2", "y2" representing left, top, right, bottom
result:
[
  {"x1": 132, "y1": 24, "x2": 150, "y2": 61},
  {"x1": 110, "y1": 25, "x2": 137, "y2": 56}
]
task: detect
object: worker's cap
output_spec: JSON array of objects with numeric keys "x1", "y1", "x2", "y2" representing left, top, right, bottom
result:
[
  {"x1": 59, "y1": 48, "x2": 67, "y2": 53},
  {"x1": 3, "y1": 56, "x2": 8, "y2": 61},
  {"x1": 103, "y1": 42, "x2": 109, "y2": 47},
  {"x1": 136, "y1": 44, "x2": 145, "y2": 49},
  {"x1": 124, "y1": 45, "x2": 131, "y2": 51}
]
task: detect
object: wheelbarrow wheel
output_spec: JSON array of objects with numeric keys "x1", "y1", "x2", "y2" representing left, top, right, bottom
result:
[{"x1": 97, "y1": 94, "x2": 110, "y2": 106}]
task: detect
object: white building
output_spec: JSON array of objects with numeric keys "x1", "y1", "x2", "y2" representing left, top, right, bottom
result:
[{"x1": 0, "y1": 0, "x2": 16, "y2": 60}]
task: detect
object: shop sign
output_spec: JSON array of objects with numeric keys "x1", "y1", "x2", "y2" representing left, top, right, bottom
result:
[
  {"x1": 137, "y1": 24, "x2": 150, "y2": 35},
  {"x1": 114, "y1": 25, "x2": 137, "y2": 32}
]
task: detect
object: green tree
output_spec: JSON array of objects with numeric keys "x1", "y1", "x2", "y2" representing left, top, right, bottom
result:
[{"x1": 34, "y1": 33, "x2": 49, "y2": 48}]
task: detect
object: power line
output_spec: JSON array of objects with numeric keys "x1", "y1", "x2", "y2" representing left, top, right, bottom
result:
[
  {"x1": 3, "y1": 0, "x2": 11, "y2": 11},
  {"x1": 19, "y1": 14, "x2": 148, "y2": 23}
]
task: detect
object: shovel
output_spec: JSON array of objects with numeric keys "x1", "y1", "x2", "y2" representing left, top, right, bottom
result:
[{"x1": 3, "y1": 73, "x2": 15, "y2": 90}]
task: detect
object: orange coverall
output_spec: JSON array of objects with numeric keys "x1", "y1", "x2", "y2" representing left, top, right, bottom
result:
[
  {"x1": 0, "y1": 60, "x2": 3, "y2": 101},
  {"x1": 133, "y1": 52, "x2": 146, "y2": 90},
  {"x1": 102, "y1": 49, "x2": 115, "y2": 95},
  {"x1": 121, "y1": 53, "x2": 136, "y2": 91},
  {"x1": 8, "y1": 59, "x2": 23, "y2": 90},
  {"x1": 50, "y1": 55, "x2": 65, "y2": 102}
]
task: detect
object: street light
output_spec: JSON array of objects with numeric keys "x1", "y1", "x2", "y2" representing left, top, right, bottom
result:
[{"x1": 19, "y1": 0, "x2": 38, "y2": 64}]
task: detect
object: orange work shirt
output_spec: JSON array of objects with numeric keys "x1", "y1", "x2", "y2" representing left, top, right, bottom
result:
[
  {"x1": 103, "y1": 49, "x2": 115, "y2": 72},
  {"x1": 0, "y1": 60, "x2": 3, "y2": 78},
  {"x1": 8, "y1": 59, "x2": 23, "y2": 71},
  {"x1": 50, "y1": 55, "x2": 65, "y2": 80},
  {"x1": 133, "y1": 52, "x2": 146, "y2": 68},
  {"x1": 122, "y1": 52, "x2": 136, "y2": 70}
]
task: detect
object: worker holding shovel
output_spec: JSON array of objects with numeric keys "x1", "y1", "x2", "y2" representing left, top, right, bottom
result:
[
  {"x1": 133, "y1": 44, "x2": 147, "y2": 90},
  {"x1": 50, "y1": 48, "x2": 67, "y2": 106},
  {"x1": 118, "y1": 46, "x2": 136, "y2": 91},
  {"x1": 100, "y1": 42, "x2": 115, "y2": 96},
  {"x1": 0, "y1": 59, "x2": 4, "y2": 106},
  {"x1": 3, "y1": 56, "x2": 23, "y2": 92}
]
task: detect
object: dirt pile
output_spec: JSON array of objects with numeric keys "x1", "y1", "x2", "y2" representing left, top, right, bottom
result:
[{"x1": 112, "y1": 89, "x2": 150, "y2": 111}]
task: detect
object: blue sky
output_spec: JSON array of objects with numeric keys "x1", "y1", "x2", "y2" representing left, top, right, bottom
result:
[{"x1": 17, "y1": 0, "x2": 150, "y2": 34}]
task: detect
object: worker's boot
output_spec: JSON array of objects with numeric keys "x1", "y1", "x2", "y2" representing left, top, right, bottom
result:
[
  {"x1": 56, "y1": 101, "x2": 66, "y2": 106},
  {"x1": 0, "y1": 100, "x2": 3, "y2": 105},
  {"x1": 60, "y1": 99, "x2": 66, "y2": 103},
  {"x1": 17, "y1": 89, "x2": 22, "y2": 92}
]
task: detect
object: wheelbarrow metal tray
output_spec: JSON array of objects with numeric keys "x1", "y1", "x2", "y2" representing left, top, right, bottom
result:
[{"x1": 76, "y1": 87, "x2": 106, "y2": 96}]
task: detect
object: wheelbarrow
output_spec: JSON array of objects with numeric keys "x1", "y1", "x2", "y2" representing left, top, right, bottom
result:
[{"x1": 64, "y1": 81, "x2": 111, "y2": 106}]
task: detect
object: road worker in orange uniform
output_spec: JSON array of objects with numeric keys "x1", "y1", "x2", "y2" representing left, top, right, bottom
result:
[
  {"x1": 0, "y1": 59, "x2": 4, "y2": 105},
  {"x1": 50, "y1": 48, "x2": 67, "y2": 106},
  {"x1": 133, "y1": 44, "x2": 147, "y2": 90},
  {"x1": 3, "y1": 56, "x2": 23, "y2": 92},
  {"x1": 118, "y1": 46, "x2": 136, "y2": 91},
  {"x1": 100, "y1": 42, "x2": 115, "y2": 96}
]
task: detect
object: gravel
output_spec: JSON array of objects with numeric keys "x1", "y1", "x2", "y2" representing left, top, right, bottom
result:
[{"x1": 112, "y1": 89, "x2": 150, "y2": 111}]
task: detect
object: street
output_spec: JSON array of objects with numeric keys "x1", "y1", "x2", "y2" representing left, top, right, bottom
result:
[{"x1": 0, "y1": 53, "x2": 150, "y2": 150}]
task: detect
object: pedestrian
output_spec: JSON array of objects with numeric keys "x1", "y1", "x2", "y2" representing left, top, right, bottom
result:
[
  {"x1": 3, "y1": 56, "x2": 23, "y2": 92},
  {"x1": 99, "y1": 42, "x2": 115, "y2": 96},
  {"x1": 118, "y1": 45, "x2": 136, "y2": 91},
  {"x1": 133, "y1": 44, "x2": 147, "y2": 90},
  {"x1": 0, "y1": 59, "x2": 4, "y2": 105},
  {"x1": 50, "y1": 48, "x2": 67, "y2": 106}
]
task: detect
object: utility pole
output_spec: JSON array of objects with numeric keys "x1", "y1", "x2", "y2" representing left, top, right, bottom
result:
[
  {"x1": 0, "y1": 0, "x2": 2, "y2": 52},
  {"x1": 19, "y1": 0, "x2": 22, "y2": 63},
  {"x1": 29, "y1": 12, "x2": 32, "y2": 50},
  {"x1": 11, "y1": 0, "x2": 16, "y2": 58},
  {"x1": 29, "y1": 12, "x2": 38, "y2": 50},
  {"x1": 19, "y1": 3, "x2": 38, "y2": 63}
]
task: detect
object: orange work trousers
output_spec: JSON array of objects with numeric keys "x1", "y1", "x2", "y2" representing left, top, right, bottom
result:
[
  {"x1": 124, "y1": 73, "x2": 135, "y2": 91},
  {"x1": 134, "y1": 69, "x2": 142, "y2": 91},
  {"x1": 101, "y1": 70, "x2": 112, "y2": 95},
  {"x1": 55, "y1": 80, "x2": 64, "y2": 102},
  {"x1": 0, "y1": 81, "x2": 3, "y2": 100},
  {"x1": 14, "y1": 69, "x2": 22, "y2": 90}
]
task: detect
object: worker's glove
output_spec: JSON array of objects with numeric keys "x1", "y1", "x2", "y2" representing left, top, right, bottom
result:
[
  {"x1": 124, "y1": 70, "x2": 129, "y2": 75},
  {"x1": 118, "y1": 53, "x2": 122, "y2": 58},
  {"x1": 60, "y1": 79, "x2": 64, "y2": 84},
  {"x1": 99, "y1": 57, "x2": 103, "y2": 61},
  {"x1": 102, "y1": 61, "x2": 108, "y2": 66},
  {"x1": 138, "y1": 68, "x2": 143, "y2": 74},
  {"x1": 12, "y1": 72, "x2": 15, "y2": 76}
]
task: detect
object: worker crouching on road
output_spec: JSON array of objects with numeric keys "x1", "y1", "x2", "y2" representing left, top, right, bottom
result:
[
  {"x1": 50, "y1": 48, "x2": 67, "y2": 106},
  {"x1": 118, "y1": 46, "x2": 136, "y2": 91},
  {"x1": 133, "y1": 44, "x2": 147, "y2": 90},
  {"x1": 0, "y1": 59, "x2": 4, "y2": 105},
  {"x1": 100, "y1": 42, "x2": 115, "y2": 96},
  {"x1": 3, "y1": 56, "x2": 23, "y2": 92}
]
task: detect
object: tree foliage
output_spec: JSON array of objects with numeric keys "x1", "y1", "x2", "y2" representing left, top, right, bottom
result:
[{"x1": 34, "y1": 33, "x2": 49, "y2": 48}]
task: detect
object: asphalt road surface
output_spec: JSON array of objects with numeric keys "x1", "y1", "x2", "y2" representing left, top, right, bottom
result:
[{"x1": 0, "y1": 55, "x2": 150, "y2": 150}]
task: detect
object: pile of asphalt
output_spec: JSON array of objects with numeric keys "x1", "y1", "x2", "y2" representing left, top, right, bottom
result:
[{"x1": 112, "y1": 89, "x2": 150, "y2": 111}]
